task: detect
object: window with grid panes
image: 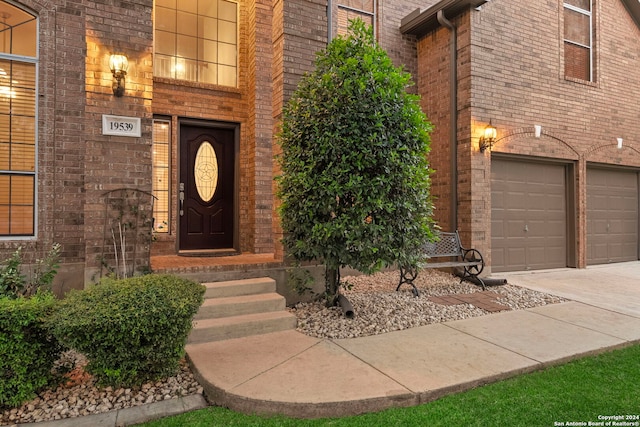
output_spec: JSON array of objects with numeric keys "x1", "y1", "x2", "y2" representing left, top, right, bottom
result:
[
  {"x1": 0, "y1": 2, "x2": 37, "y2": 237},
  {"x1": 564, "y1": 0, "x2": 592, "y2": 81},
  {"x1": 335, "y1": 0, "x2": 375, "y2": 38},
  {"x1": 154, "y1": 0, "x2": 238, "y2": 86},
  {"x1": 152, "y1": 119, "x2": 170, "y2": 233}
]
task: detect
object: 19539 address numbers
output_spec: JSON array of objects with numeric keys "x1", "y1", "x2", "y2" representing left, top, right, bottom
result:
[{"x1": 102, "y1": 115, "x2": 141, "y2": 137}]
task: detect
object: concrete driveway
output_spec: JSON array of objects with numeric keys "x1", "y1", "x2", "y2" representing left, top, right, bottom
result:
[{"x1": 494, "y1": 261, "x2": 640, "y2": 317}]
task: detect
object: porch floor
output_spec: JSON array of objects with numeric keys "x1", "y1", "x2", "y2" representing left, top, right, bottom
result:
[{"x1": 150, "y1": 253, "x2": 282, "y2": 274}]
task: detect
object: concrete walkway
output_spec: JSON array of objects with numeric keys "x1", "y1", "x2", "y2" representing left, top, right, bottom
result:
[
  {"x1": 27, "y1": 261, "x2": 640, "y2": 425},
  {"x1": 186, "y1": 261, "x2": 640, "y2": 418}
]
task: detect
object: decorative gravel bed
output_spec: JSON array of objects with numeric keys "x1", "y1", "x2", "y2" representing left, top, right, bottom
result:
[
  {"x1": 1, "y1": 352, "x2": 202, "y2": 426},
  {"x1": 2, "y1": 269, "x2": 565, "y2": 425},
  {"x1": 290, "y1": 269, "x2": 568, "y2": 339}
]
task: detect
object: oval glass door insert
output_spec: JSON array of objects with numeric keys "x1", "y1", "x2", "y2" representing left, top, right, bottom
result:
[{"x1": 194, "y1": 141, "x2": 219, "y2": 202}]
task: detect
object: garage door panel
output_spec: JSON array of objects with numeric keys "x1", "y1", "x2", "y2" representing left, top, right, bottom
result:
[
  {"x1": 528, "y1": 247, "x2": 565, "y2": 270},
  {"x1": 546, "y1": 220, "x2": 566, "y2": 236},
  {"x1": 492, "y1": 192, "x2": 504, "y2": 209},
  {"x1": 491, "y1": 220, "x2": 504, "y2": 238},
  {"x1": 589, "y1": 243, "x2": 608, "y2": 261},
  {"x1": 504, "y1": 247, "x2": 526, "y2": 270},
  {"x1": 622, "y1": 241, "x2": 638, "y2": 254},
  {"x1": 506, "y1": 220, "x2": 526, "y2": 236},
  {"x1": 491, "y1": 159, "x2": 567, "y2": 272},
  {"x1": 492, "y1": 248, "x2": 505, "y2": 267},
  {"x1": 591, "y1": 219, "x2": 608, "y2": 234},
  {"x1": 587, "y1": 168, "x2": 638, "y2": 265},
  {"x1": 526, "y1": 248, "x2": 546, "y2": 268}
]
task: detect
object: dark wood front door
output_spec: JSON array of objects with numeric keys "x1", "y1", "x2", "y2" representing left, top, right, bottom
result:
[{"x1": 179, "y1": 124, "x2": 235, "y2": 252}]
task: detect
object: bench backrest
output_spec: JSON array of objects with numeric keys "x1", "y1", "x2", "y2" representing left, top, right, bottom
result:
[{"x1": 422, "y1": 231, "x2": 464, "y2": 258}]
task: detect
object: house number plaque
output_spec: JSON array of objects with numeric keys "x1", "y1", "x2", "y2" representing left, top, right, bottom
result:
[{"x1": 102, "y1": 115, "x2": 142, "y2": 137}]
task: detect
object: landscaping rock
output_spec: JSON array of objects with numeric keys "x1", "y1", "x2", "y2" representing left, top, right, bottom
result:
[
  {"x1": 290, "y1": 270, "x2": 567, "y2": 339},
  {"x1": 0, "y1": 352, "x2": 201, "y2": 425}
]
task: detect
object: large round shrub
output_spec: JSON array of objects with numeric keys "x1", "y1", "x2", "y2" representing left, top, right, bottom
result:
[
  {"x1": 0, "y1": 292, "x2": 62, "y2": 408},
  {"x1": 49, "y1": 274, "x2": 204, "y2": 387}
]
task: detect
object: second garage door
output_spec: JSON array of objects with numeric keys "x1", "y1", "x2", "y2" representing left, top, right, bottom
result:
[
  {"x1": 491, "y1": 158, "x2": 568, "y2": 272},
  {"x1": 587, "y1": 167, "x2": 639, "y2": 265}
]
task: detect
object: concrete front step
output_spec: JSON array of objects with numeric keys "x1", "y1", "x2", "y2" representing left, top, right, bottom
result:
[
  {"x1": 188, "y1": 311, "x2": 298, "y2": 344},
  {"x1": 203, "y1": 277, "x2": 276, "y2": 299},
  {"x1": 188, "y1": 277, "x2": 297, "y2": 344},
  {"x1": 194, "y1": 292, "x2": 286, "y2": 320}
]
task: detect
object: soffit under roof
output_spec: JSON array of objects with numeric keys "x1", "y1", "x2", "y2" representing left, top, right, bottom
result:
[
  {"x1": 400, "y1": 0, "x2": 489, "y2": 36},
  {"x1": 621, "y1": 0, "x2": 640, "y2": 29}
]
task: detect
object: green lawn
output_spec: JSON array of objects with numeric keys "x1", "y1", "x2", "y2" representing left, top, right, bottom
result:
[{"x1": 138, "y1": 344, "x2": 640, "y2": 427}]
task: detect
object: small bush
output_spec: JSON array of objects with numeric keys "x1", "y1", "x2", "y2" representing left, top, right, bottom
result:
[
  {"x1": 0, "y1": 292, "x2": 62, "y2": 408},
  {"x1": 0, "y1": 248, "x2": 26, "y2": 298},
  {"x1": 48, "y1": 274, "x2": 205, "y2": 387},
  {"x1": 0, "y1": 244, "x2": 61, "y2": 299}
]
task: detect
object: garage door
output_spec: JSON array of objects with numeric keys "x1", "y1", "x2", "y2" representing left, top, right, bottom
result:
[
  {"x1": 491, "y1": 159, "x2": 567, "y2": 272},
  {"x1": 587, "y1": 167, "x2": 639, "y2": 264}
]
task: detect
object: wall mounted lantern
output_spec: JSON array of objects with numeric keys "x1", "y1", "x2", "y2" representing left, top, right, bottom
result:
[
  {"x1": 617, "y1": 137, "x2": 623, "y2": 149},
  {"x1": 479, "y1": 120, "x2": 497, "y2": 152},
  {"x1": 109, "y1": 53, "x2": 129, "y2": 97}
]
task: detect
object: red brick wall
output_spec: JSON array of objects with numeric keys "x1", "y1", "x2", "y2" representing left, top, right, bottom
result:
[
  {"x1": 416, "y1": 15, "x2": 467, "y2": 236},
  {"x1": 282, "y1": 0, "x2": 328, "y2": 100},
  {"x1": 0, "y1": 1, "x2": 81, "y2": 270},
  {"x1": 271, "y1": 0, "x2": 328, "y2": 260},
  {"x1": 46, "y1": 2, "x2": 86, "y2": 265},
  {"x1": 83, "y1": 0, "x2": 154, "y2": 280},
  {"x1": 0, "y1": 1, "x2": 155, "y2": 290},
  {"x1": 272, "y1": 0, "x2": 285, "y2": 260},
  {"x1": 377, "y1": 1, "x2": 423, "y2": 87}
]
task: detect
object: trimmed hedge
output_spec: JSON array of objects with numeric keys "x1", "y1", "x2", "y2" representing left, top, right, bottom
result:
[
  {"x1": 48, "y1": 274, "x2": 205, "y2": 387},
  {"x1": 0, "y1": 292, "x2": 62, "y2": 408}
]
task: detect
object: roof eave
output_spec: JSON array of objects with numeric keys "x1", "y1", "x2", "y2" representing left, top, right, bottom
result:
[
  {"x1": 400, "y1": 0, "x2": 489, "y2": 37},
  {"x1": 621, "y1": 0, "x2": 640, "y2": 30}
]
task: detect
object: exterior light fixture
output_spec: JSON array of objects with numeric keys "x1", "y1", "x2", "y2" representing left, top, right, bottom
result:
[
  {"x1": 109, "y1": 53, "x2": 129, "y2": 97},
  {"x1": 617, "y1": 138, "x2": 623, "y2": 149},
  {"x1": 479, "y1": 120, "x2": 497, "y2": 152}
]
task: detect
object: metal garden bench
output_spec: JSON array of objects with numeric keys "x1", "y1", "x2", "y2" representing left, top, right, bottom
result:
[{"x1": 397, "y1": 230, "x2": 486, "y2": 296}]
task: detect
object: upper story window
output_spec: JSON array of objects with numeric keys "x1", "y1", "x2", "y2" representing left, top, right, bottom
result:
[
  {"x1": 563, "y1": 0, "x2": 593, "y2": 82},
  {"x1": 154, "y1": 0, "x2": 238, "y2": 87},
  {"x1": 334, "y1": 0, "x2": 375, "y2": 39},
  {"x1": 0, "y1": 2, "x2": 37, "y2": 237}
]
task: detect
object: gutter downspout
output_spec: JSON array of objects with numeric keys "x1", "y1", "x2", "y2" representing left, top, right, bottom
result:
[
  {"x1": 328, "y1": 0, "x2": 333, "y2": 42},
  {"x1": 437, "y1": 10, "x2": 458, "y2": 231}
]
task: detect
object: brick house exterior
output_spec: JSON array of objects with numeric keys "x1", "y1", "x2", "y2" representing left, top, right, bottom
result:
[
  {"x1": 403, "y1": 0, "x2": 640, "y2": 273},
  {"x1": 0, "y1": 0, "x2": 637, "y2": 294}
]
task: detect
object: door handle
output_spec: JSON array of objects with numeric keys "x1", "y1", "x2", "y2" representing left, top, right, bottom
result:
[{"x1": 179, "y1": 182, "x2": 185, "y2": 217}]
